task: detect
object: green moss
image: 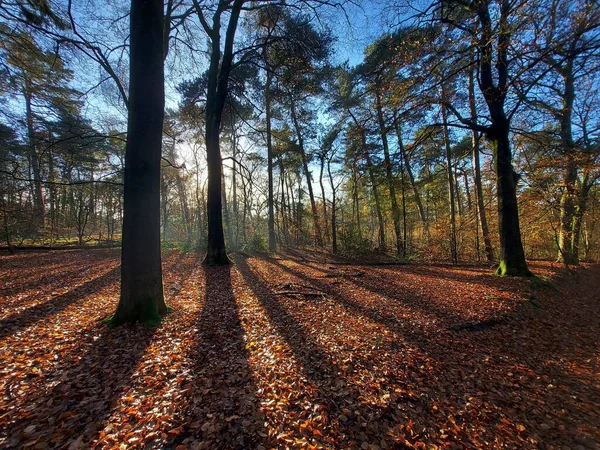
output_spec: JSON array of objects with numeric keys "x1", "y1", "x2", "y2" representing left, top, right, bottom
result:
[
  {"x1": 495, "y1": 260, "x2": 533, "y2": 277},
  {"x1": 107, "y1": 298, "x2": 166, "y2": 328}
]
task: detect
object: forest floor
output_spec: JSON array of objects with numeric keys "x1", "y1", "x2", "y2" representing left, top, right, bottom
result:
[{"x1": 0, "y1": 249, "x2": 598, "y2": 450}]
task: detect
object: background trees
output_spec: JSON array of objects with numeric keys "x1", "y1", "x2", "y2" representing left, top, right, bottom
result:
[{"x1": 0, "y1": 0, "x2": 599, "y2": 275}]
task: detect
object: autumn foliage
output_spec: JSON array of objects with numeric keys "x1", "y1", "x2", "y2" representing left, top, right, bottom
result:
[{"x1": 0, "y1": 249, "x2": 598, "y2": 449}]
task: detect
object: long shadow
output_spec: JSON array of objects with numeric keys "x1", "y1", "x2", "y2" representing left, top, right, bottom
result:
[
  {"x1": 0, "y1": 266, "x2": 120, "y2": 341},
  {"x1": 264, "y1": 257, "x2": 447, "y2": 356},
  {"x1": 392, "y1": 264, "x2": 524, "y2": 288},
  {"x1": 0, "y1": 265, "x2": 108, "y2": 304},
  {"x1": 170, "y1": 264, "x2": 267, "y2": 449},
  {"x1": 262, "y1": 257, "x2": 600, "y2": 446},
  {"x1": 1, "y1": 322, "x2": 155, "y2": 448},
  {"x1": 234, "y1": 255, "x2": 414, "y2": 448},
  {"x1": 0, "y1": 250, "x2": 119, "y2": 290},
  {"x1": 334, "y1": 266, "x2": 515, "y2": 327}
]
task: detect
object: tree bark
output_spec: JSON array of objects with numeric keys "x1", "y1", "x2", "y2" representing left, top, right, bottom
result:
[
  {"x1": 23, "y1": 86, "x2": 45, "y2": 226},
  {"x1": 327, "y1": 156, "x2": 338, "y2": 254},
  {"x1": 360, "y1": 129, "x2": 386, "y2": 251},
  {"x1": 571, "y1": 175, "x2": 592, "y2": 263},
  {"x1": 201, "y1": 0, "x2": 244, "y2": 265},
  {"x1": 441, "y1": 95, "x2": 458, "y2": 265},
  {"x1": 557, "y1": 59, "x2": 578, "y2": 264},
  {"x1": 352, "y1": 157, "x2": 361, "y2": 239},
  {"x1": 375, "y1": 87, "x2": 403, "y2": 256},
  {"x1": 394, "y1": 115, "x2": 427, "y2": 234},
  {"x1": 265, "y1": 66, "x2": 276, "y2": 251},
  {"x1": 319, "y1": 153, "x2": 330, "y2": 244},
  {"x1": 112, "y1": 0, "x2": 167, "y2": 325},
  {"x1": 476, "y1": 0, "x2": 530, "y2": 276},
  {"x1": 468, "y1": 60, "x2": 494, "y2": 263},
  {"x1": 488, "y1": 115, "x2": 530, "y2": 276},
  {"x1": 290, "y1": 96, "x2": 323, "y2": 246}
]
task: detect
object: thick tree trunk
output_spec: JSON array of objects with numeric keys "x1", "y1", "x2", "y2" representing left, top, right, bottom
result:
[
  {"x1": 476, "y1": 0, "x2": 529, "y2": 276},
  {"x1": 488, "y1": 115, "x2": 531, "y2": 276},
  {"x1": 112, "y1": 0, "x2": 167, "y2": 325},
  {"x1": 204, "y1": 118, "x2": 228, "y2": 264},
  {"x1": 375, "y1": 89, "x2": 403, "y2": 256},
  {"x1": 557, "y1": 61, "x2": 578, "y2": 265},
  {"x1": 201, "y1": 0, "x2": 243, "y2": 265},
  {"x1": 571, "y1": 178, "x2": 592, "y2": 264}
]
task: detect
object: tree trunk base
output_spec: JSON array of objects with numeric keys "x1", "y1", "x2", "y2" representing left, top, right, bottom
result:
[
  {"x1": 203, "y1": 248, "x2": 231, "y2": 266},
  {"x1": 495, "y1": 260, "x2": 533, "y2": 277},
  {"x1": 108, "y1": 298, "x2": 168, "y2": 327}
]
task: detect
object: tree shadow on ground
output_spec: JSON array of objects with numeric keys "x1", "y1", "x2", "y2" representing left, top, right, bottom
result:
[
  {"x1": 261, "y1": 256, "x2": 600, "y2": 447},
  {"x1": 170, "y1": 264, "x2": 267, "y2": 449},
  {"x1": 234, "y1": 255, "x2": 414, "y2": 448},
  {"x1": 1, "y1": 323, "x2": 156, "y2": 448},
  {"x1": 0, "y1": 266, "x2": 120, "y2": 341}
]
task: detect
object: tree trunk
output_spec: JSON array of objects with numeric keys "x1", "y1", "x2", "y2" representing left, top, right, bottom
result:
[
  {"x1": 266, "y1": 67, "x2": 276, "y2": 251},
  {"x1": 361, "y1": 130, "x2": 386, "y2": 251},
  {"x1": 468, "y1": 63, "x2": 494, "y2": 263},
  {"x1": 279, "y1": 161, "x2": 289, "y2": 246},
  {"x1": 488, "y1": 115, "x2": 531, "y2": 276},
  {"x1": 290, "y1": 96, "x2": 323, "y2": 246},
  {"x1": 221, "y1": 168, "x2": 232, "y2": 246},
  {"x1": 571, "y1": 177, "x2": 592, "y2": 264},
  {"x1": 476, "y1": 0, "x2": 529, "y2": 276},
  {"x1": 557, "y1": 60, "x2": 578, "y2": 265},
  {"x1": 394, "y1": 115, "x2": 427, "y2": 234},
  {"x1": 463, "y1": 171, "x2": 472, "y2": 210},
  {"x1": 319, "y1": 154, "x2": 330, "y2": 244},
  {"x1": 112, "y1": 0, "x2": 167, "y2": 325},
  {"x1": 352, "y1": 157, "x2": 361, "y2": 239},
  {"x1": 161, "y1": 171, "x2": 168, "y2": 241},
  {"x1": 231, "y1": 122, "x2": 239, "y2": 248},
  {"x1": 375, "y1": 88, "x2": 402, "y2": 256},
  {"x1": 169, "y1": 135, "x2": 191, "y2": 241},
  {"x1": 204, "y1": 117, "x2": 228, "y2": 264},
  {"x1": 454, "y1": 168, "x2": 463, "y2": 217},
  {"x1": 201, "y1": 0, "x2": 244, "y2": 265},
  {"x1": 441, "y1": 97, "x2": 458, "y2": 265},
  {"x1": 23, "y1": 86, "x2": 45, "y2": 227},
  {"x1": 327, "y1": 157, "x2": 338, "y2": 254}
]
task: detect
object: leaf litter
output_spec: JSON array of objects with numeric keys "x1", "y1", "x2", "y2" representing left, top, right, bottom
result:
[{"x1": 0, "y1": 249, "x2": 598, "y2": 449}]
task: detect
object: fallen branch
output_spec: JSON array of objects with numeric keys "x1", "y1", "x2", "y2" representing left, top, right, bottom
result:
[{"x1": 272, "y1": 291, "x2": 324, "y2": 297}]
